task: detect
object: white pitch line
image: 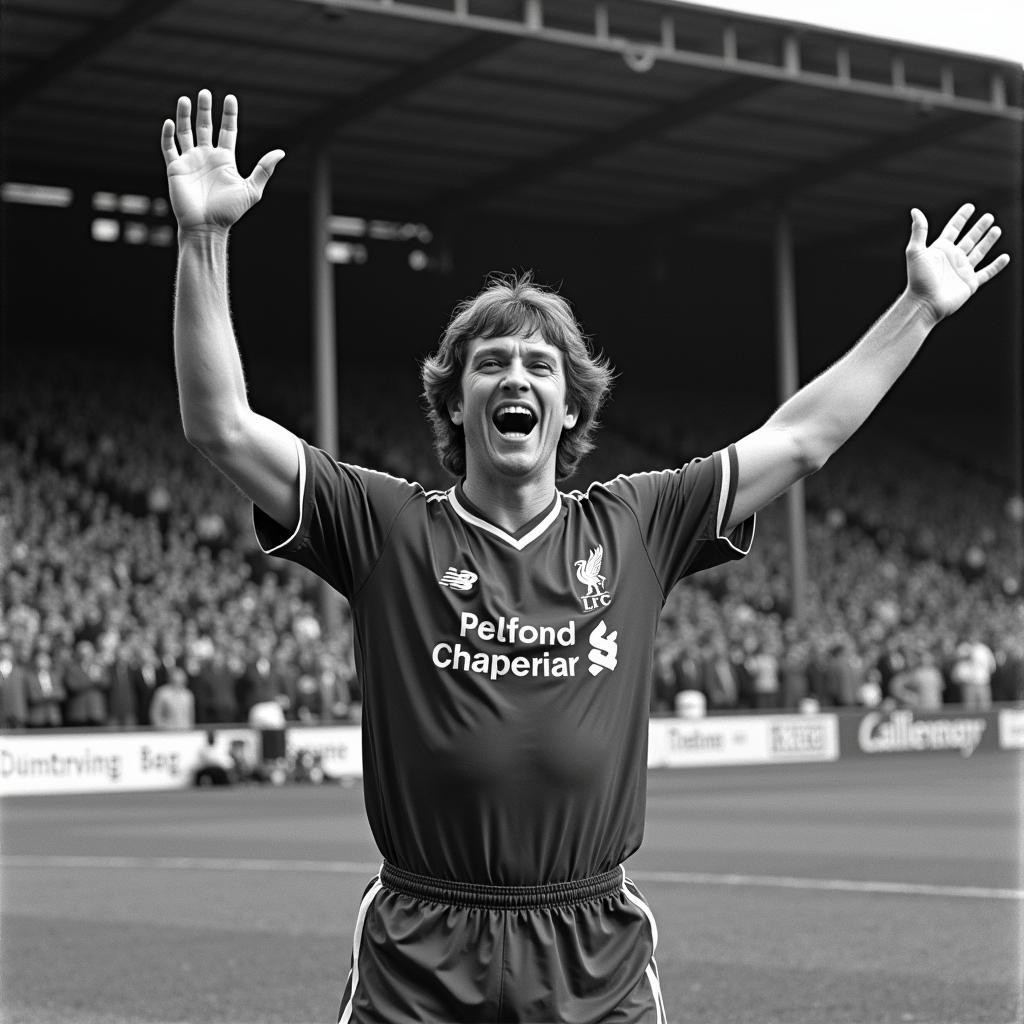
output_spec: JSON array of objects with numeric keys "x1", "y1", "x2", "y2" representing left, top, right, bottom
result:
[
  {"x1": 0, "y1": 855, "x2": 381, "y2": 874},
  {"x1": 2, "y1": 855, "x2": 1021, "y2": 901},
  {"x1": 628, "y1": 868, "x2": 1024, "y2": 901}
]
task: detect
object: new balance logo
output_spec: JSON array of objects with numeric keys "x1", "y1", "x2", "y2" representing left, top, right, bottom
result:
[
  {"x1": 588, "y1": 620, "x2": 618, "y2": 676},
  {"x1": 439, "y1": 567, "x2": 478, "y2": 592}
]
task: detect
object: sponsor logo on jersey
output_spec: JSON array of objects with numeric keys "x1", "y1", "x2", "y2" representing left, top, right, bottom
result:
[
  {"x1": 432, "y1": 612, "x2": 580, "y2": 681},
  {"x1": 574, "y1": 544, "x2": 612, "y2": 610},
  {"x1": 430, "y1": 612, "x2": 623, "y2": 683},
  {"x1": 587, "y1": 620, "x2": 618, "y2": 676},
  {"x1": 438, "y1": 567, "x2": 478, "y2": 592}
]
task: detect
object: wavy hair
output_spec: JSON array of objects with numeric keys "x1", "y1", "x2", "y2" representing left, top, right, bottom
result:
[{"x1": 421, "y1": 273, "x2": 615, "y2": 481}]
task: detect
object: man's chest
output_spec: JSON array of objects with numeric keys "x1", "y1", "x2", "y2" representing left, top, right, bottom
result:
[{"x1": 356, "y1": 511, "x2": 662, "y2": 690}]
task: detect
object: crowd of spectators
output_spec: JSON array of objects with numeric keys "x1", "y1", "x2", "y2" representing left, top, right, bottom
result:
[{"x1": 2, "y1": 343, "x2": 1022, "y2": 731}]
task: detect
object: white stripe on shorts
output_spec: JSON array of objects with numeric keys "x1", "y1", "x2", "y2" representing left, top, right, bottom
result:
[
  {"x1": 647, "y1": 958, "x2": 668, "y2": 1024},
  {"x1": 621, "y1": 867, "x2": 659, "y2": 950},
  {"x1": 338, "y1": 874, "x2": 384, "y2": 1024},
  {"x1": 621, "y1": 868, "x2": 666, "y2": 1023}
]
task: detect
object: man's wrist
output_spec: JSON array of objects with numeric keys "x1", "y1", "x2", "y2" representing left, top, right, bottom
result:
[
  {"x1": 896, "y1": 288, "x2": 942, "y2": 331},
  {"x1": 177, "y1": 224, "x2": 231, "y2": 248}
]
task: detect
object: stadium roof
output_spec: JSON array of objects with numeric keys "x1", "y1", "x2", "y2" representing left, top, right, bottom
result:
[{"x1": 2, "y1": 0, "x2": 1021, "y2": 246}]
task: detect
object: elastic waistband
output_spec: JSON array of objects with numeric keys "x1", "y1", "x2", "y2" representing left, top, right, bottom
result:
[{"x1": 379, "y1": 861, "x2": 624, "y2": 909}]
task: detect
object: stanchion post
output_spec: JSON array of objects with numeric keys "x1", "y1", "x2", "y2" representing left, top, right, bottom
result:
[
  {"x1": 774, "y1": 207, "x2": 808, "y2": 622},
  {"x1": 310, "y1": 149, "x2": 342, "y2": 636}
]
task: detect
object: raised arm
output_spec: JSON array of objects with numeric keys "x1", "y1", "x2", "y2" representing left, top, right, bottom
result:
[
  {"x1": 726, "y1": 204, "x2": 1010, "y2": 531},
  {"x1": 163, "y1": 89, "x2": 298, "y2": 530}
]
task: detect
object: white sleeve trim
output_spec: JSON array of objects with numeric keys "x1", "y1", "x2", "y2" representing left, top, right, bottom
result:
[
  {"x1": 715, "y1": 448, "x2": 755, "y2": 556},
  {"x1": 254, "y1": 434, "x2": 307, "y2": 555},
  {"x1": 715, "y1": 449, "x2": 732, "y2": 538}
]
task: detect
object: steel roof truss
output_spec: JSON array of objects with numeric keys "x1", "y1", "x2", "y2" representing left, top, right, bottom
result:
[{"x1": 1, "y1": 0, "x2": 183, "y2": 117}]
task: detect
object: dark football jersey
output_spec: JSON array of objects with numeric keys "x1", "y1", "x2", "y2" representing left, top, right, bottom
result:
[{"x1": 255, "y1": 439, "x2": 754, "y2": 885}]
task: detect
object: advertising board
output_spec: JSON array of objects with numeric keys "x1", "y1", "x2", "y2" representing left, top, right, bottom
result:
[
  {"x1": 1, "y1": 731, "x2": 202, "y2": 796},
  {"x1": 0, "y1": 728, "x2": 258, "y2": 797},
  {"x1": 997, "y1": 708, "x2": 1024, "y2": 750},
  {"x1": 648, "y1": 714, "x2": 838, "y2": 768},
  {"x1": 285, "y1": 725, "x2": 362, "y2": 777},
  {"x1": 765, "y1": 716, "x2": 840, "y2": 762},
  {"x1": 839, "y1": 708, "x2": 1000, "y2": 758}
]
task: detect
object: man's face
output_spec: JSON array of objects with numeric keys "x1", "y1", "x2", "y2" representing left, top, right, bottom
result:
[{"x1": 450, "y1": 332, "x2": 578, "y2": 486}]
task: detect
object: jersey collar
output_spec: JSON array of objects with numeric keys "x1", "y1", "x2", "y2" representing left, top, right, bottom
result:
[{"x1": 449, "y1": 482, "x2": 562, "y2": 550}]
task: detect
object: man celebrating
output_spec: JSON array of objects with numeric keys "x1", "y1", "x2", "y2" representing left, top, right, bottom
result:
[{"x1": 162, "y1": 90, "x2": 1009, "y2": 1023}]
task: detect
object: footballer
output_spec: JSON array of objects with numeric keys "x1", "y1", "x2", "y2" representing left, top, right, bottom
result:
[{"x1": 162, "y1": 90, "x2": 1009, "y2": 1023}]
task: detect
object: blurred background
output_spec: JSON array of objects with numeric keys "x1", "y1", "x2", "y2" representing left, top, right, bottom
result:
[
  {"x1": 2, "y1": 4, "x2": 1023, "y2": 1024},
  {"x1": 2, "y1": 0, "x2": 1022, "y2": 730}
]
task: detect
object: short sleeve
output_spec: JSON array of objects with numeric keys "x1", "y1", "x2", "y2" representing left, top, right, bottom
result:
[
  {"x1": 252, "y1": 437, "x2": 420, "y2": 598},
  {"x1": 604, "y1": 444, "x2": 755, "y2": 592}
]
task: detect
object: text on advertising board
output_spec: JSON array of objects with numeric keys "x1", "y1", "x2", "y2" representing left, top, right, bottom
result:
[{"x1": 858, "y1": 710, "x2": 986, "y2": 757}]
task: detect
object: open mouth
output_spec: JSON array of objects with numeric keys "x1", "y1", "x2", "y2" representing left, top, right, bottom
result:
[{"x1": 492, "y1": 405, "x2": 538, "y2": 437}]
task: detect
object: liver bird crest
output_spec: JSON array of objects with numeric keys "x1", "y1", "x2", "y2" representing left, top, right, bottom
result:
[{"x1": 574, "y1": 545, "x2": 606, "y2": 597}]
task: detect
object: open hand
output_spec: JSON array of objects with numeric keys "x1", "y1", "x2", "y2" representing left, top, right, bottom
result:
[
  {"x1": 161, "y1": 90, "x2": 284, "y2": 232},
  {"x1": 905, "y1": 204, "x2": 1010, "y2": 324}
]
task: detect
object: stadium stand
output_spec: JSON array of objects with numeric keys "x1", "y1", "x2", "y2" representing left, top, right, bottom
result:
[{"x1": 1, "y1": 340, "x2": 1022, "y2": 731}]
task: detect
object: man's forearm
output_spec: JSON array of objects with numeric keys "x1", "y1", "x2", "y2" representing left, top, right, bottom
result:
[
  {"x1": 768, "y1": 289, "x2": 938, "y2": 469},
  {"x1": 174, "y1": 227, "x2": 250, "y2": 446}
]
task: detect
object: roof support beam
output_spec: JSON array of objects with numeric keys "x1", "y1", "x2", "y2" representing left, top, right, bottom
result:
[
  {"x1": 657, "y1": 111, "x2": 989, "y2": 233},
  {"x1": 300, "y1": 0, "x2": 1022, "y2": 121},
  {"x1": 427, "y1": 76, "x2": 774, "y2": 214},
  {"x1": 1, "y1": 0, "x2": 180, "y2": 117},
  {"x1": 266, "y1": 32, "x2": 518, "y2": 154}
]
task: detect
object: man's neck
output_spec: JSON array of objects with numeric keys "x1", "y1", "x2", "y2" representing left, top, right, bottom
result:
[{"x1": 461, "y1": 474, "x2": 557, "y2": 534}]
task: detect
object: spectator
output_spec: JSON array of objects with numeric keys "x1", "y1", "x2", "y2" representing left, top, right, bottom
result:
[
  {"x1": 150, "y1": 666, "x2": 195, "y2": 729},
  {"x1": 992, "y1": 639, "x2": 1024, "y2": 703},
  {"x1": 651, "y1": 645, "x2": 680, "y2": 714},
  {"x1": 779, "y1": 641, "x2": 810, "y2": 710},
  {"x1": 889, "y1": 650, "x2": 944, "y2": 710},
  {"x1": 130, "y1": 644, "x2": 161, "y2": 726},
  {"x1": 671, "y1": 643, "x2": 703, "y2": 707},
  {"x1": 805, "y1": 635, "x2": 833, "y2": 707},
  {"x1": 0, "y1": 640, "x2": 29, "y2": 728},
  {"x1": 318, "y1": 650, "x2": 352, "y2": 722},
  {"x1": 191, "y1": 648, "x2": 234, "y2": 723},
  {"x1": 700, "y1": 638, "x2": 739, "y2": 711},
  {"x1": 745, "y1": 639, "x2": 781, "y2": 710},
  {"x1": 63, "y1": 640, "x2": 110, "y2": 727},
  {"x1": 951, "y1": 640, "x2": 997, "y2": 710},
  {"x1": 272, "y1": 637, "x2": 299, "y2": 720},
  {"x1": 293, "y1": 663, "x2": 323, "y2": 722},
  {"x1": 237, "y1": 636, "x2": 278, "y2": 718},
  {"x1": 824, "y1": 640, "x2": 863, "y2": 707},
  {"x1": 874, "y1": 640, "x2": 908, "y2": 703},
  {"x1": 106, "y1": 643, "x2": 138, "y2": 726},
  {"x1": 26, "y1": 648, "x2": 65, "y2": 727}
]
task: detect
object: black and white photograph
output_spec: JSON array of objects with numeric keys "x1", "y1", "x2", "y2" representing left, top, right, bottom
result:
[{"x1": 1, "y1": 1, "x2": 1021, "y2": 1022}]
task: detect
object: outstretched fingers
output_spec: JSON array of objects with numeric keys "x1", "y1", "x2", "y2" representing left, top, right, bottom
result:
[
  {"x1": 975, "y1": 251, "x2": 1011, "y2": 286},
  {"x1": 175, "y1": 95, "x2": 194, "y2": 152},
  {"x1": 957, "y1": 211, "x2": 994, "y2": 254},
  {"x1": 195, "y1": 88, "x2": 214, "y2": 146},
  {"x1": 247, "y1": 149, "x2": 286, "y2": 198},
  {"x1": 968, "y1": 221, "x2": 1002, "y2": 266},
  {"x1": 218, "y1": 94, "x2": 239, "y2": 152},
  {"x1": 160, "y1": 118, "x2": 178, "y2": 166},
  {"x1": 939, "y1": 202, "x2": 975, "y2": 243}
]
